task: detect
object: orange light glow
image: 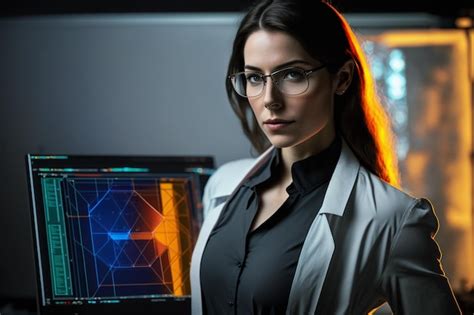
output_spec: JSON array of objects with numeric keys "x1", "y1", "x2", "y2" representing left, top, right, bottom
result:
[
  {"x1": 333, "y1": 6, "x2": 401, "y2": 188},
  {"x1": 154, "y1": 182, "x2": 184, "y2": 296},
  {"x1": 364, "y1": 30, "x2": 473, "y2": 290}
]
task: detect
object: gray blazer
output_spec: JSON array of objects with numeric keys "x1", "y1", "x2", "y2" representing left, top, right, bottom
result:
[{"x1": 190, "y1": 140, "x2": 460, "y2": 314}]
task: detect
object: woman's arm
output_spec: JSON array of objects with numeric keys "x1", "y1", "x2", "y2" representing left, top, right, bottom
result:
[{"x1": 379, "y1": 198, "x2": 461, "y2": 314}]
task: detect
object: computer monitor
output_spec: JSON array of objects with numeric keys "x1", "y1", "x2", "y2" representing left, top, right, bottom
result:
[{"x1": 25, "y1": 154, "x2": 214, "y2": 315}]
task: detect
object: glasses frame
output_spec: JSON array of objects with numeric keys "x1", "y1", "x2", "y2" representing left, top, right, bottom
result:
[{"x1": 228, "y1": 64, "x2": 327, "y2": 98}]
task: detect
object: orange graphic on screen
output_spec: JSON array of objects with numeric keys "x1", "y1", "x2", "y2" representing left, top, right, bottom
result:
[{"x1": 63, "y1": 177, "x2": 195, "y2": 298}]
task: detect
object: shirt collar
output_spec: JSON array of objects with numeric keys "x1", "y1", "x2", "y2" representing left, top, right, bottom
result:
[
  {"x1": 243, "y1": 136, "x2": 341, "y2": 194},
  {"x1": 289, "y1": 136, "x2": 341, "y2": 194},
  {"x1": 242, "y1": 147, "x2": 279, "y2": 188}
]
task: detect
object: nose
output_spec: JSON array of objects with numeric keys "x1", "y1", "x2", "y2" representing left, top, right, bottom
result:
[{"x1": 262, "y1": 77, "x2": 283, "y2": 111}]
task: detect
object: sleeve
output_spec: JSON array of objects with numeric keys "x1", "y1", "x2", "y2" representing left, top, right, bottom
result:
[{"x1": 379, "y1": 198, "x2": 461, "y2": 314}]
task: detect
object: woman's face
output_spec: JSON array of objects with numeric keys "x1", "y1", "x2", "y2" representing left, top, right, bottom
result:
[{"x1": 243, "y1": 30, "x2": 338, "y2": 152}]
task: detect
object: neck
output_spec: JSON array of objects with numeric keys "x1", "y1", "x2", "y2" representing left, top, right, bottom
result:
[{"x1": 278, "y1": 128, "x2": 336, "y2": 185}]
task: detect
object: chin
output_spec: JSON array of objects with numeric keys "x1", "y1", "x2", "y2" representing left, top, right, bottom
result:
[{"x1": 266, "y1": 136, "x2": 300, "y2": 149}]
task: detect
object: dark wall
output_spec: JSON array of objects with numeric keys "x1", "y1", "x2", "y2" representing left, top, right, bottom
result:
[
  {"x1": 0, "y1": 13, "x2": 252, "y2": 298},
  {"x1": 1, "y1": 0, "x2": 473, "y2": 18}
]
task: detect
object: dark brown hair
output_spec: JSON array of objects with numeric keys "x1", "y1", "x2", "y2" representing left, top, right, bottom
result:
[{"x1": 225, "y1": 0, "x2": 400, "y2": 186}]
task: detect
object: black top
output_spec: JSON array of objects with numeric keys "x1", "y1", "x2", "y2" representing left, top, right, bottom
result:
[{"x1": 200, "y1": 137, "x2": 342, "y2": 315}]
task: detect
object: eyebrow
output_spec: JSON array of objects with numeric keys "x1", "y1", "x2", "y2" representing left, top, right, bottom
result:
[{"x1": 244, "y1": 59, "x2": 313, "y2": 72}]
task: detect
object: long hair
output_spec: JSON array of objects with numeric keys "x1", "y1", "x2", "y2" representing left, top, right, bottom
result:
[{"x1": 225, "y1": 0, "x2": 400, "y2": 187}]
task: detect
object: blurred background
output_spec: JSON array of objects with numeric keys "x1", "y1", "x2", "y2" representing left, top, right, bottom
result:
[{"x1": 0, "y1": 0, "x2": 473, "y2": 314}]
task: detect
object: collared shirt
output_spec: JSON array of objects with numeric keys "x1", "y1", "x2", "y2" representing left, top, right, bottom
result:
[{"x1": 200, "y1": 137, "x2": 341, "y2": 315}]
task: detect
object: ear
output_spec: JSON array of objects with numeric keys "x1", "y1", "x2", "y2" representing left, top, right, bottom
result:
[{"x1": 333, "y1": 59, "x2": 355, "y2": 96}]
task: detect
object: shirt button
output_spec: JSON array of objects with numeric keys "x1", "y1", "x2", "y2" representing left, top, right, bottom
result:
[
  {"x1": 236, "y1": 261, "x2": 242, "y2": 268},
  {"x1": 228, "y1": 301, "x2": 234, "y2": 307}
]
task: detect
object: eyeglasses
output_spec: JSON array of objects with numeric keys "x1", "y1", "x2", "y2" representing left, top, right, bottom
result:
[{"x1": 229, "y1": 65, "x2": 326, "y2": 98}]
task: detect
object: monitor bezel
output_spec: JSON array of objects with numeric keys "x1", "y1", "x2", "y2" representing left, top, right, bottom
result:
[{"x1": 25, "y1": 154, "x2": 214, "y2": 315}]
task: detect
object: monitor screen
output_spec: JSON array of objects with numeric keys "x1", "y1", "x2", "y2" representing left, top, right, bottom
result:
[{"x1": 25, "y1": 154, "x2": 214, "y2": 315}]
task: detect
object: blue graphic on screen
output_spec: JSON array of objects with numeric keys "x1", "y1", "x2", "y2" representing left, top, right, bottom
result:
[{"x1": 42, "y1": 175, "x2": 195, "y2": 299}]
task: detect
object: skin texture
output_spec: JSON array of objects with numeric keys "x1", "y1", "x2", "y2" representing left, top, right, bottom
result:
[
  {"x1": 244, "y1": 30, "x2": 353, "y2": 176},
  {"x1": 243, "y1": 30, "x2": 354, "y2": 230}
]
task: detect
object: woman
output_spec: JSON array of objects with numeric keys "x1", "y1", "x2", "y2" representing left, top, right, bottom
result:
[{"x1": 190, "y1": 0, "x2": 461, "y2": 314}]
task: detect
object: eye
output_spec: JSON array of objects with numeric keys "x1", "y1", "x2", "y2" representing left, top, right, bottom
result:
[
  {"x1": 282, "y1": 68, "x2": 305, "y2": 81},
  {"x1": 246, "y1": 73, "x2": 263, "y2": 85}
]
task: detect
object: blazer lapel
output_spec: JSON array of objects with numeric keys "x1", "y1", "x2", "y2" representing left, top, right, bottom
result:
[
  {"x1": 191, "y1": 202, "x2": 225, "y2": 315},
  {"x1": 191, "y1": 146, "x2": 274, "y2": 314},
  {"x1": 191, "y1": 139, "x2": 360, "y2": 314},
  {"x1": 286, "y1": 139, "x2": 360, "y2": 314}
]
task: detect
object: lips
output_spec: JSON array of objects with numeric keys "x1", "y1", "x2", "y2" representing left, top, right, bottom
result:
[
  {"x1": 263, "y1": 119, "x2": 295, "y2": 131},
  {"x1": 263, "y1": 119, "x2": 294, "y2": 124}
]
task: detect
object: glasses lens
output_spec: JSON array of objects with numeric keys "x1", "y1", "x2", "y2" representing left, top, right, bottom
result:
[
  {"x1": 232, "y1": 72, "x2": 264, "y2": 97},
  {"x1": 231, "y1": 68, "x2": 310, "y2": 97},
  {"x1": 276, "y1": 68, "x2": 309, "y2": 95}
]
